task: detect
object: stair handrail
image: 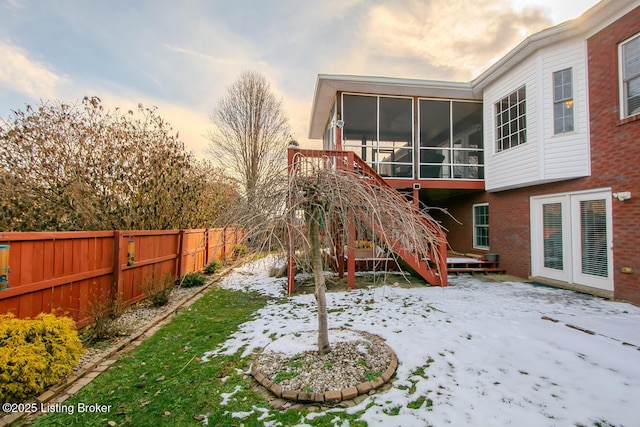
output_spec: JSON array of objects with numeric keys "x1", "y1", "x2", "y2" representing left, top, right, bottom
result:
[{"x1": 289, "y1": 148, "x2": 447, "y2": 286}]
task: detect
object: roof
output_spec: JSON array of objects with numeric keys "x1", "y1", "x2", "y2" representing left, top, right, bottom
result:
[
  {"x1": 471, "y1": 0, "x2": 638, "y2": 91},
  {"x1": 308, "y1": 0, "x2": 640, "y2": 140},
  {"x1": 308, "y1": 75, "x2": 475, "y2": 139}
]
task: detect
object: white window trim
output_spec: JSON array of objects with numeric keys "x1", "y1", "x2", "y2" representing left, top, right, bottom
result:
[
  {"x1": 494, "y1": 86, "x2": 527, "y2": 152},
  {"x1": 472, "y1": 203, "x2": 489, "y2": 250},
  {"x1": 618, "y1": 32, "x2": 640, "y2": 120},
  {"x1": 552, "y1": 68, "x2": 574, "y2": 135}
]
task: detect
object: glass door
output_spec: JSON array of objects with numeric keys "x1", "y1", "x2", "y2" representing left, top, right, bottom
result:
[
  {"x1": 571, "y1": 192, "x2": 613, "y2": 291},
  {"x1": 532, "y1": 196, "x2": 570, "y2": 282},
  {"x1": 531, "y1": 190, "x2": 613, "y2": 291}
]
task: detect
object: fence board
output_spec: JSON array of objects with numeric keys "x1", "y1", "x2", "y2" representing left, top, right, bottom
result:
[
  {"x1": 0, "y1": 228, "x2": 241, "y2": 326},
  {"x1": 43, "y1": 240, "x2": 55, "y2": 282},
  {"x1": 208, "y1": 228, "x2": 224, "y2": 261}
]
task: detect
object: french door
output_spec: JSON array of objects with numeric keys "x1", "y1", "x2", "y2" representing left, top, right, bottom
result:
[{"x1": 531, "y1": 190, "x2": 613, "y2": 291}]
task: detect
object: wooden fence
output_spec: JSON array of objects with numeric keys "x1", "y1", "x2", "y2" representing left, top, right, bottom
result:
[{"x1": 0, "y1": 228, "x2": 245, "y2": 327}]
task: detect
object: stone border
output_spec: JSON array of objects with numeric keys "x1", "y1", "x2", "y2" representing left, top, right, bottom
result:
[
  {"x1": 250, "y1": 345, "x2": 398, "y2": 404},
  {"x1": 0, "y1": 266, "x2": 237, "y2": 427}
]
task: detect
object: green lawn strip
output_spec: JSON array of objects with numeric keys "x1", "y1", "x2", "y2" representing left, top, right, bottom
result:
[
  {"x1": 26, "y1": 286, "x2": 372, "y2": 427},
  {"x1": 28, "y1": 287, "x2": 267, "y2": 427}
]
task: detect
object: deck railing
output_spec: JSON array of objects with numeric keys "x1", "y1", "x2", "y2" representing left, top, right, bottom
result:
[{"x1": 287, "y1": 148, "x2": 447, "y2": 290}]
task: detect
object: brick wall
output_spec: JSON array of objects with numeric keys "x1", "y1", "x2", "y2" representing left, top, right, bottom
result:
[
  {"x1": 432, "y1": 192, "x2": 488, "y2": 255},
  {"x1": 587, "y1": 5, "x2": 640, "y2": 303},
  {"x1": 487, "y1": 6, "x2": 640, "y2": 304}
]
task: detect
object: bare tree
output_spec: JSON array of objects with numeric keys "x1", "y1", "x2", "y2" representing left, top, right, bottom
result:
[
  {"x1": 226, "y1": 149, "x2": 447, "y2": 354},
  {"x1": 0, "y1": 97, "x2": 240, "y2": 231},
  {"x1": 208, "y1": 70, "x2": 290, "y2": 209}
]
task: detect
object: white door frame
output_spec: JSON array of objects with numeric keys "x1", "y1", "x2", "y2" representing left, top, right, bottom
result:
[
  {"x1": 530, "y1": 195, "x2": 571, "y2": 282},
  {"x1": 531, "y1": 188, "x2": 613, "y2": 291}
]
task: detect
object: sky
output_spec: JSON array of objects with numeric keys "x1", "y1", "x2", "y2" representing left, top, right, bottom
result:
[
  {"x1": 202, "y1": 257, "x2": 640, "y2": 426},
  {"x1": 0, "y1": 0, "x2": 601, "y2": 159}
]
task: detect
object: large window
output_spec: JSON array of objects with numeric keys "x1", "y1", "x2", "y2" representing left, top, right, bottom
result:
[
  {"x1": 419, "y1": 99, "x2": 483, "y2": 179},
  {"x1": 342, "y1": 94, "x2": 413, "y2": 178},
  {"x1": 473, "y1": 203, "x2": 489, "y2": 249},
  {"x1": 553, "y1": 68, "x2": 574, "y2": 134},
  {"x1": 620, "y1": 33, "x2": 640, "y2": 118},
  {"x1": 495, "y1": 86, "x2": 527, "y2": 152}
]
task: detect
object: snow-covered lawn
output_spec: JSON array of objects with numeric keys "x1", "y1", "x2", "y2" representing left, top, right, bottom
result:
[{"x1": 205, "y1": 260, "x2": 640, "y2": 426}]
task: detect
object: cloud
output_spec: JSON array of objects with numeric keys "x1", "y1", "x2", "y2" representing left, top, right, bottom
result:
[
  {"x1": 0, "y1": 40, "x2": 66, "y2": 99},
  {"x1": 363, "y1": 0, "x2": 552, "y2": 79},
  {"x1": 164, "y1": 44, "x2": 243, "y2": 67}
]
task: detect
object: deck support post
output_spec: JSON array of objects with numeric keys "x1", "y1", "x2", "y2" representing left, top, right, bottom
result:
[{"x1": 347, "y1": 209, "x2": 356, "y2": 290}]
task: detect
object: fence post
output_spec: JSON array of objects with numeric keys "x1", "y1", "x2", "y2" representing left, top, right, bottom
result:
[
  {"x1": 204, "y1": 228, "x2": 210, "y2": 265},
  {"x1": 177, "y1": 229, "x2": 186, "y2": 277},
  {"x1": 113, "y1": 231, "x2": 124, "y2": 302},
  {"x1": 222, "y1": 227, "x2": 227, "y2": 262},
  {"x1": 347, "y1": 210, "x2": 356, "y2": 290}
]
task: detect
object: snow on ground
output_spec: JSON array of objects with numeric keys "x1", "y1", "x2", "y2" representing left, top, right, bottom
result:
[{"x1": 204, "y1": 258, "x2": 640, "y2": 426}]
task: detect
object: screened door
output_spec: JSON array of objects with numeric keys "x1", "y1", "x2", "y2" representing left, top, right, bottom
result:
[{"x1": 531, "y1": 190, "x2": 613, "y2": 291}]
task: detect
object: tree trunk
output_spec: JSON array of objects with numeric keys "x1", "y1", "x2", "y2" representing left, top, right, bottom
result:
[{"x1": 308, "y1": 207, "x2": 330, "y2": 354}]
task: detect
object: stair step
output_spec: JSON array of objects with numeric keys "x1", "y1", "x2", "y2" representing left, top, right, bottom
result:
[
  {"x1": 447, "y1": 261, "x2": 499, "y2": 268},
  {"x1": 448, "y1": 267, "x2": 506, "y2": 275}
]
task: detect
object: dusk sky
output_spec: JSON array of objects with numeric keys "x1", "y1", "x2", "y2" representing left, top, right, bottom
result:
[{"x1": 0, "y1": 0, "x2": 600, "y2": 158}]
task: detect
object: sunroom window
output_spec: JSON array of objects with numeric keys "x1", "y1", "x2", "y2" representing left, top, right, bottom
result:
[
  {"x1": 621, "y1": 33, "x2": 640, "y2": 118},
  {"x1": 342, "y1": 94, "x2": 413, "y2": 178},
  {"x1": 419, "y1": 99, "x2": 483, "y2": 179}
]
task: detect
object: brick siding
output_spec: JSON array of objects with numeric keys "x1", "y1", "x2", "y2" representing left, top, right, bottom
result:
[{"x1": 486, "y1": 6, "x2": 640, "y2": 304}]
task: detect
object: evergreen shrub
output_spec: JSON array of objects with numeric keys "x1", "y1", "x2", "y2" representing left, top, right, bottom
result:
[{"x1": 0, "y1": 313, "x2": 84, "y2": 402}]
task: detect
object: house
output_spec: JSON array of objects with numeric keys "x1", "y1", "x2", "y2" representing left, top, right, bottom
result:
[{"x1": 307, "y1": 0, "x2": 640, "y2": 304}]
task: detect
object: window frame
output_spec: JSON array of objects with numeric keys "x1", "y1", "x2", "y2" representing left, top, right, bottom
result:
[
  {"x1": 472, "y1": 203, "x2": 490, "y2": 250},
  {"x1": 552, "y1": 68, "x2": 574, "y2": 134},
  {"x1": 619, "y1": 32, "x2": 640, "y2": 119},
  {"x1": 495, "y1": 86, "x2": 527, "y2": 153},
  {"x1": 341, "y1": 93, "x2": 415, "y2": 179},
  {"x1": 418, "y1": 98, "x2": 484, "y2": 180}
]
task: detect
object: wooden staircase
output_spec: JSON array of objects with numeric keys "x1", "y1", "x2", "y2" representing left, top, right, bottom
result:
[{"x1": 287, "y1": 148, "x2": 448, "y2": 292}]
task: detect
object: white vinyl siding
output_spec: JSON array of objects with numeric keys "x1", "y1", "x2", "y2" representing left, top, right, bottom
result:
[
  {"x1": 484, "y1": 38, "x2": 590, "y2": 192},
  {"x1": 484, "y1": 57, "x2": 539, "y2": 191},
  {"x1": 542, "y1": 39, "x2": 590, "y2": 182}
]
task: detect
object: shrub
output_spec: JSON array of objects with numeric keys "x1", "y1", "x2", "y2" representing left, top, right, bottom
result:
[
  {"x1": 0, "y1": 313, "x2": 84, "y2": 402},
  {"x1": 139, "y1": 273, "x2": 175, "y2": 307},
  {"x1": 233, "y1": 244, "x2": 248, "y2": 258},
  {"x1": 84, "y1": 292, "x2": 125, "y2": 344},
  {"x1": 0, "y1": 97, "x2": 242, "y2": 232},
  {"x1": 203, "y1": 260, "x2": 223, "y2": 275},
  {"x1": 181, "y1": 272, "x2": 206, "y2": 288}
]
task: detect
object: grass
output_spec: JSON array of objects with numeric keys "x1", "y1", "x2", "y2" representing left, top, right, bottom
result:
[{"x1": 23, "y1": 286, "x2": 367, "y2": 427}]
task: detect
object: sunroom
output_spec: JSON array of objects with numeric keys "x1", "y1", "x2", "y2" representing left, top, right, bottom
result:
[{"x1": 309, "y1": 74, "x2": 486, "y2": 197}]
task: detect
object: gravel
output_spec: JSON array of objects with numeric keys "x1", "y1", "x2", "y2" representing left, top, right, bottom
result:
[
  {"x1": 75, "y1": 284, "x2": 204, "y2": 371},
  {"x1": 255, "y1": 330, "x2": 393, "y2": 393}
]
